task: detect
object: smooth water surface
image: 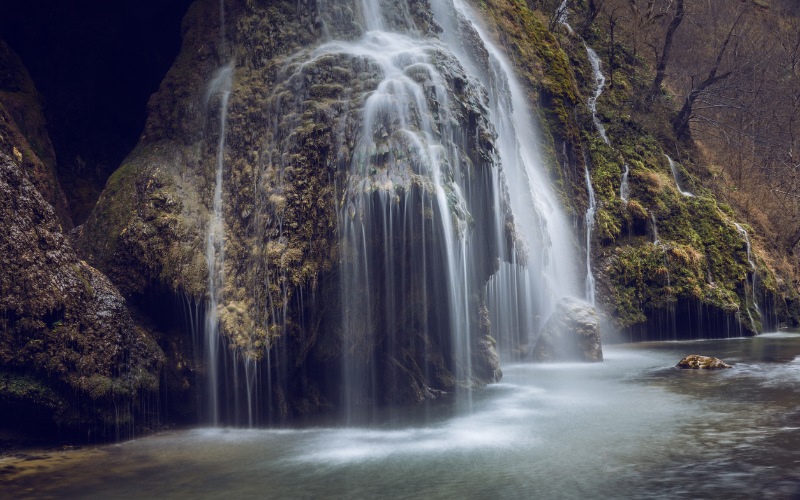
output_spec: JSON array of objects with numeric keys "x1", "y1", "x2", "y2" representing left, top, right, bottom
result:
[{"x1": 3, "y1": 334, "x2": 799, "y2": 499}]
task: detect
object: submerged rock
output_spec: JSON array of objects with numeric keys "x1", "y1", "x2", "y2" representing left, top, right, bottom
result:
[
  {"x1": 532, "y1": 297, "x2": 603, "y2": 362},
  {"x1": 676, "y1": 355, "x2": 731, "y2": 369}
]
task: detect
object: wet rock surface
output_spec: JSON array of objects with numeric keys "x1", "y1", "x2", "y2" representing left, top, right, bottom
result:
[
  {"x1": 532, "y1": 297, "x2": 603, "y2": 362},
  {"x1": 676, "y1": 355, "x2": 731, "y2": 369},
  {"x1": 78, "y1": 0, "x2": 512, "y2": 419},
  {"x1": 0, "y1": 149, "x2": 164, "y2": 437}
]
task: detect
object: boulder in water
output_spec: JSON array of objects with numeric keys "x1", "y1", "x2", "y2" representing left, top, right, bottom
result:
[
  {"x1": 532, "y1": 297, "x2": 603, "y2": 362},
  {"x1": 676, "y1": 355, "x2": 731, "y2": 369},
  {"x1": 473, "y1": 335, "x2": 503, "y2": 383}
]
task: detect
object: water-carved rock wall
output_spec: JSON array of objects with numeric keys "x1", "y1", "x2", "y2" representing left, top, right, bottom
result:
[
  {"x1": 0, "y1": 42, "x2": 164, "y2": 437},
  {"x1": 78, "y1": 0, "x2": 513, "y2": 421}
]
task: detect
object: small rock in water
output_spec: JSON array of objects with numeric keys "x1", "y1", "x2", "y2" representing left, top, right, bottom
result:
[{"x1": 676, "y1": 355, "x2": 731, "y2": 369}]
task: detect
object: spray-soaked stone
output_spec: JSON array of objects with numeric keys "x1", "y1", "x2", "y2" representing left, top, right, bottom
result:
[{"x1": 532, "y1": 297, "x2": 602, "y2": 362}]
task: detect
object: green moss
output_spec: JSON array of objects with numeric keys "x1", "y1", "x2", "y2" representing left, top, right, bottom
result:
[
  {"x1": 595, "y1": 207, "x2": 620, "y2": 244},
  {"x1": 0, "y1": 371, "x2": 65, "y2": 410},
  {"x1": 477, "y1": 0, "x2": 580, "y2": 187}
]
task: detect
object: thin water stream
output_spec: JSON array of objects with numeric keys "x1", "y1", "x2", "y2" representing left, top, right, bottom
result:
[
  {"x1": 203, "y1": 62, "x2": 233, "y2": 426},
  {"x1": 3, "y1": 333, "x2": 799, "y2": 498},
  {"x1": 666, "y1": 154, "x2": 694, "y2": 197},
  {"x1": 620, "y1": 162, "x2": 630, "y2": 203},
  {"x1": 584, "y1": 165, "x2": 596, "y2": 305},
  {"x1": 733, "y1": 222, "x2": 761, "y2": 316}
]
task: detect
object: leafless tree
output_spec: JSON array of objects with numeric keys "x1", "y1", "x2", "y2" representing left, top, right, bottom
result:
[
  {"x1": 649, "y1": 0, "x2": 683, "y2": 99},
  {"x1": 671, "y1": 7, "x2": 750, "y2": 140}
]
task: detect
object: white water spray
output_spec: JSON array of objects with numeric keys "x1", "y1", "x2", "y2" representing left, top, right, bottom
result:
[
  {"x1": 585, "y1": 45, "x2": 609, "y2": 145},
  {"x1": 620, "y1": 163, "x2": 630, "y2": 204},
  {"x1": 584, "y1": 166, "x2": 596, "y2": 305},
  {"x1": 204, "y1": 62, "x2": 233, "y2": 426},
  {"x1": 666, "y1": 154, "x2": 694, "y2": 197},
  {"x1": 733, "y1": 221, "x2": 761, "y2": 322}
]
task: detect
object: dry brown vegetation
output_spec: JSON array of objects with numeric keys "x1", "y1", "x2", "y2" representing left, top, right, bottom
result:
[{"x1": 539, "y1": 0, "x2": 800, "y2": 288}]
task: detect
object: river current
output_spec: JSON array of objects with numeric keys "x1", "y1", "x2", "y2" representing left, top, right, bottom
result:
[{"x1": 3, "y1": 333, "x2": 799, "y2": 499}]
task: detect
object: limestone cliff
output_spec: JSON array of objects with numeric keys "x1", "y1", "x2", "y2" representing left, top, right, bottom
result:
[
  {"x1": 2, "y1": 0, "x2": 799, "y2": 438},
  {"x1": 78, "y1": 0, "x2": 510, "y2": 421},
  {"x1": 474, "y1": 0, "x2": 800, "y2": 339},
  {"x1": 0, "y1": 41, "x2": 177, "y2": 440}
]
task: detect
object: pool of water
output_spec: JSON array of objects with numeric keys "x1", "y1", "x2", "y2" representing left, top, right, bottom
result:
[{"x1": 3, "y1": 333, "x2": 800, "y2": 499}]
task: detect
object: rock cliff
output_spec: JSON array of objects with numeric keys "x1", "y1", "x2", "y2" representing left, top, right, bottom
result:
[
  {"x1": 1, "y1": 0, "x2": 799, "y2": 438},
  {"x1": 0, "y1": 56, "x2": 164, "y2": 436}
]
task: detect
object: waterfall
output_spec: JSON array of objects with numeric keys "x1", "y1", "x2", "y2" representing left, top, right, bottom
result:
[
  {"x1": 620, "y1": 163, "x2": 630, "y2": 204},
  {"x1": 334, "y1": 27, "x2": 479, "y2": 416},
  {"x1": 202, "y1": 0, "x2": 233, "y2": 426},
  {"x1": 193, "y1": 0, "x2": 580, "y2": 423},
  {"x1": 651, "y1": 213, "x2": 660, "y2": 245},
  {"x1": 445, "y1": 0, "x2": 578, "y2": 358},
  {"x1": 733, "y1": 222, "x2": 761, "y2": 321},
  {"x1": 666, "y1": 154, "x2": 694, "y2": 197},
  {"x1": 584, "y1": 166, "x2": 596, "y2": 305},
  {"x1": 585, "y1": 44, "x2": 609, "y2": 145},
  {"x1": 335, "y1": 0, "x2": 576, "y2": 415},
  {"x1": 204, "y1": 63, "x2": 233, "y2": 425},
  {"x1": 557, "y1": 0, "x2": 574, "y2": 34}
]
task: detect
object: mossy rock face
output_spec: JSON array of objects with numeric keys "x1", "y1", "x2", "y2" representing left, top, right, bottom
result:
[
  {"x1": 0, "y1": 150, "x2": 164, "y2": 437},
  {"x1": 0, "y1": 41, "x2": 70, "y2": 227},
  {"x1": 471, "y1": 0, "x2": 799, "y2": 334},
  {"x1": 586, "y1": 128, "x2": 771, "y2": 334},
  {"x1": 476, "y1": 0, "x2": 585, "y2": 216},
  {"x1": 80, "y1": 0, "x2": 512, "y2": 418},
  {"x1": 520, "y1": 0, "x2": 798, "y2": 336}
]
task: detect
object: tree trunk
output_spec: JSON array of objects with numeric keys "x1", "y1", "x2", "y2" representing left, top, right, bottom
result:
[
  {"x1": 650, "y1": 0, "x2": 684, "y2": 100},
  {"x1": 672, "y1": 10, "x2": 745, "y2": 139},
  {"x1": 673, "y1": 90, "x2": 697, "y2": 140}
]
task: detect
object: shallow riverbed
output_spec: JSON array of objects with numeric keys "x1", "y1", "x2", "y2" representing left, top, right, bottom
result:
[{"x1": 3, "y1": 333, "x2": 799, "y2": 499}]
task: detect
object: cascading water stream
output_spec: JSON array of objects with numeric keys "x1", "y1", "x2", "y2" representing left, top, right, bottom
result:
[
  {"x1": 335, "y1": 0, "x2": 577, "y2": 415},
  {"x1": 557, "y1": 0, "x2": 574, "y2": 34},
  {"x1": 582, "y1": 43, "x2": 606, "y2": 305},
  {"x1": 554, "y1": 3, "x2": 602, "y2": 309},
  {"x1": 585, "y1": 45, "x2": 609, "y2": 146},
  {"x1": 584, "y1": 166, "x2": 596, "y2": 306},
  {"x1": 620, "y1": 163, "x2": 630, "y2": 204},
  {"x1": 666, "y1": 154, "x2": 694, "y2": 197},
  {"x1": 203, "y1": 0, "x2": 233, "y2": 426},
  {"x1": 204, "y1": 63, "x2": 233, "y2": 426},
  {"x1": 651, "y1": 213, "x2": 660, "y2": 245},
  {"x1": 443, "y1": 0, "x2": 578, "y2": 357},
  {"x1": 733, "y1": 222, "x2": 761, "y2": 321}
]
